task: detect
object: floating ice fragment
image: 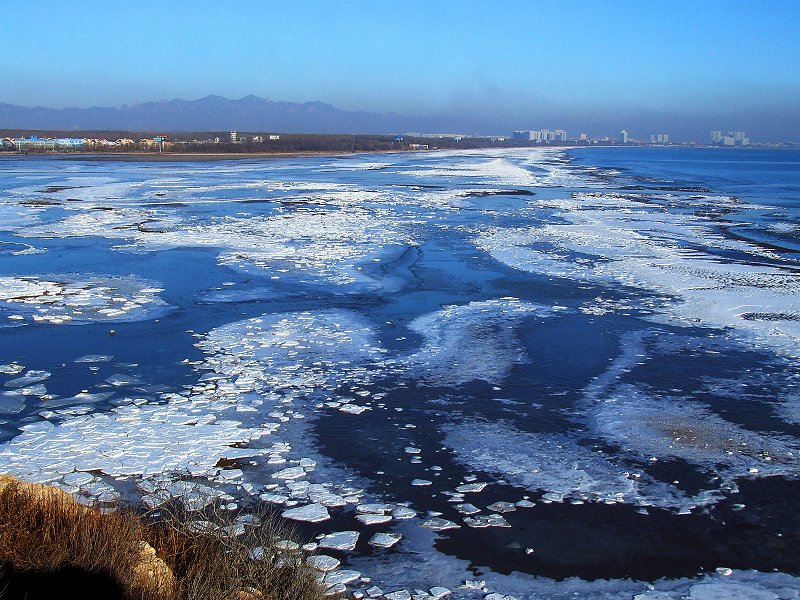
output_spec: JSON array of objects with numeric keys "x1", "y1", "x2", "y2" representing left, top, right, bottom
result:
[
  {"x1": 392, "y1": 506, "x2": 417, "y2": 520},
  {"x1": 282, "y1": 503, "x2": 330, "y2": 523},
  {"x1": 307, "y1": 555, "x2": 340, "y2": 572},
  {"x1": 429, "y1": 587, "x2": 451, "y2": 599},
  {"x1": 411, "y1": 479, "x2": 432, "y2": 486},
  {"x1": 5, "y1": 370, "x2": 51, "y2": 388},
  {"x1": 356, "y1": 503, "x2": 393, "y2": 514},
  {"x1": 356, "y1": 513, "x2": 393, "y2": 525},
  {"x1": 0, "y1": 364, "x2": 25, "y2": 375},
  {"x1": 454, "y1": 503, "x2": 480, "y2": 515},
  {"x1": 487, "y1": 501, "x2": 516, "y2": 513},
  {"x1": 272, "y1": 466, "x2": 307, "y2": 480},
  {"x1": 318, "y1": 530, "x2": 359, "y2": 551},
  {"x1": 339, "y1": 404, "x2": 368, "y2": 415},
  {"x1": 419, "y1": 518, "x2": 460, "y2": 531},
  {"x1": 384, "y1": 591, "x2": 412, "y2": 600},
  {"x1": 456, "y1": 482, "x2": 487, "y2": 493},
  {"x1": 464, "y1": 514, "x2": 511, "y2": 528},
  {"x1": 324, "y1": 570, "x2": 361, "y2": 586},
  {"x1": 368, "y1": 532, "x2": 402, "y2": 548},
  {"x1": 75, "y1": 355, "x2": 113, "y2": 363}
]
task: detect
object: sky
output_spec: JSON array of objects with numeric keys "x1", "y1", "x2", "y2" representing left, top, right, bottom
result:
[{"x1": 3, "y1": 0, "x2": 800, "y2": 140}]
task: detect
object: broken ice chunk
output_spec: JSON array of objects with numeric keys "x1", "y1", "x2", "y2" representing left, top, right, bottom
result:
[
  {"x1": 487, "y1": 501, "x2": 516, "y2": 513},
  {"x1": 356, "y1": 513, "x2": 392, "y2": 525},
  {"x1": 456, "y1": 482, "x2": 487, "y2": 493},
  {"x1": 5, "y1": 370, "x2": 51, "y2": 388},
  {"x1": 368, "y1": 532, "x2": 402, "y2": 548},
  {"x1": 282, "y1": 503, "x2": 330, "y2": 523},
  {"x1": 420, "y1": 518, "x2": 460, "y2": 531},
  {"x1": 463, "y1": 514, "x2": 511, "y2": 528},
  {"x1": 272, "y1": 466, "x2": 307, "y2": 480},
  {"x1": 307, "y1": 555, "x2": 341, "y2": 572},
  {"x1": 323, "y1": 570, "x2": 361, "y2": 586},
  {"x1": 454, "y1": 503, "x2": 480, "y2": 515},
  {"x1": 317, "y1": 531, "x2": 359, "y2": 551},
  {"x1": 392, "y1": 506, "x2": 416, "y2": 520},
  {"x1": 356, "y1": 503, "x2": 393, "y2": 514}
]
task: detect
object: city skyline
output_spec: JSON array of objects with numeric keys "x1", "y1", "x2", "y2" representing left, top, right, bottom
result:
[{"x1": 2, "y1": 1, "x2": 799, "y2": 142}]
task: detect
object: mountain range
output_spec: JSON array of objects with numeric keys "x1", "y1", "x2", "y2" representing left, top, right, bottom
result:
[{"x1": 0, "y1": 95, "x2": 460, "y2": 135}]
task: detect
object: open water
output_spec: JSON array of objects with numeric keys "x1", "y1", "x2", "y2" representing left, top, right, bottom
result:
[{"x1": 0, "y1": 147, "x2": 799, "y2": 598}]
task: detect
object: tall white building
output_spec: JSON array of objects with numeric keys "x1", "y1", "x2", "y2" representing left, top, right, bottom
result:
[
  {"x1": 619, "y1": 130, "x2": 628, "y2": 144},
  {"x1": 710, "y1": 131, "x2": 723, "y2": 143},
  {"x1": 230, "y1": 130, "x2": 238, "y2": 144}
]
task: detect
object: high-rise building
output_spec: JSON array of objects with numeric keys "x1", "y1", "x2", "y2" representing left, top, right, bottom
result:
[
  {"x1": 710, "y1": 131, "x2": 723, "y2": 143},
  {"x1": 619, "y1": 130, "x2": 628, "y2": 144},
  {"x1": 230, "y1": 130, "x2": 238, "y2": 144},
  {"x1": 553, "y1": 129, "x2": 567, "y2": 142}
]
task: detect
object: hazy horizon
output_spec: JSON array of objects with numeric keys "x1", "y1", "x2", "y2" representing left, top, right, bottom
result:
[{"x1": 3, "y1": 0, "x2": 799, "y2": 142}]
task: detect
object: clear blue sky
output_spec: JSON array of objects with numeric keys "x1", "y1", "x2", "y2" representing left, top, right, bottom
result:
[{"x1": 3, "y1": 0, "x2": 799, "y2": 138}]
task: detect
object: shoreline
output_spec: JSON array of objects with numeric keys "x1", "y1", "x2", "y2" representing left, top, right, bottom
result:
[{"x1": 0, "y1": 149, "x2": 417, "y2": 162}]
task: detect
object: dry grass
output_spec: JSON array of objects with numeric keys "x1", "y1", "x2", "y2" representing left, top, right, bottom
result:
[{"x1": 0, "y1": 477, "x2": 327, "y2": 600}]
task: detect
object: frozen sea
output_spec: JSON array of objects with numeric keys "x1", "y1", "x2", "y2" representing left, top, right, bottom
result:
[{"x1": 1, "y1": 147, "x2": 799, "y2": 599}]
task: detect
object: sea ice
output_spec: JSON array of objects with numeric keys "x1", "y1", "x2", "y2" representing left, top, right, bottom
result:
[
  {"x1": 368, "y1": 532, "x2": 402, "y2": 548},
  {"x1": 318, "y1": 531, "x2": 359, "y2": 551},
  {"x1": 282, "y1": 503, "x2": 330, "y2": 523}
]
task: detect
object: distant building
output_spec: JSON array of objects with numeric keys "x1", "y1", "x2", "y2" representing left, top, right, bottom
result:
[
  {"x1": 269, "y1": 135, "x2": 280, "y2": 140},
  {"x1": 552, "y1": 129, "x2": 567, "y2": 142},
  {"x1": 230, "y1": 130, "x2": 238, "y2": 144},
  {"x1": 711, "y1": 130, "x2": 749, "y2": 146},
  {"x1": 579, "y1": 133, "x2": 589, "y2": 141},
  {"x1": 11, "y1": 136, "x2": 84, "y2": 150},
  {"x1": 619, "y1": 130, "x2": 628, "y2": 144}
]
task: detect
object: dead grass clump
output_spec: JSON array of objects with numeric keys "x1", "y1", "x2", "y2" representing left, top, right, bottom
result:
[{"x1": 0, "y1": 476, "x2": 326, "y2": 600}]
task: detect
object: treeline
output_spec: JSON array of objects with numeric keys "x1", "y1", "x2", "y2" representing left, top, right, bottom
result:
[{"x1": 1, "y1": 128, "x2": 548, "y2": 154}]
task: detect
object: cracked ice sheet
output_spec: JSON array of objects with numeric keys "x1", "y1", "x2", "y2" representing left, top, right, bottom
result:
[
  {"x1": 0, "y1": 403, "x2": 275, "y2": 484},
  {"x1": 0, "y1": 274, "x2": 172, "y2": 325},
  {"x1": 22, "y1": 202, "x2": 417, "y2": 290},
  {"x1": 197, "y1": 309, "x2": 387, "y2": 397},
  {"x1": 0, "y1": 307, "x2": 387, "y2": 491},
  {"x1": 475, "y1": 194, "x2": 800, "y2": 360},
  {"x1": 403, "y1": 299, "x2": 554, "y2": 386}
]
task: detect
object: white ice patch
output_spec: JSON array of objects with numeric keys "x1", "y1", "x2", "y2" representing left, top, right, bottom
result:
[
  {"x1": 403, "y1": 299, "x2": 550, "y2": 386},
  {"x1": 197, "y1": 309, "x2": 386, "y2": 399},
  {"x1": 589, "y1": 384, "x2": 800, "y2": 479},
  {"x1": 0, "y1": 404, "x2": 273, "y2": 483},
  {"x1": 442, "y1": 418, "x2": 720, "y2": 510},
  {"x1": 396, "y1": 149, "x2": 575, "y2": 188},
  {"x1": 476, "y1": 192, "x2": 800, "y2": 358},
  {"x1": 21, "y1": 194, "x2": 416, "y2": 290},
  {"x1": 0, "y1": 274, "x2": 171, "y2": 325}
]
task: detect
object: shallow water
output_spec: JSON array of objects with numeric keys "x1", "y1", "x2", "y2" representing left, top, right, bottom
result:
[{"x1": 0, "y1": 148, "x2": 799, "y2": 598}]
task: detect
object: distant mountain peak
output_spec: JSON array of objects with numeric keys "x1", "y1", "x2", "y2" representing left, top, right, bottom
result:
[{"x1": 0, "y1": 95, "x2": 466, "y2": 135}]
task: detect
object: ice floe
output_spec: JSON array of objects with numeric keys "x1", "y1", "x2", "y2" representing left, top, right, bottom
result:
[
  {"x1": 404, "y1": 299, "x2": 551, "y2": 385},
  {"x1": 0, "y1": 275, "x2": 172, "y2": 325}
]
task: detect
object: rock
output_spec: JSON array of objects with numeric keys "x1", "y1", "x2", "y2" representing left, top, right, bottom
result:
[{"x1": 130, "y1": 541, "x2": 177, "y2": 597}]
